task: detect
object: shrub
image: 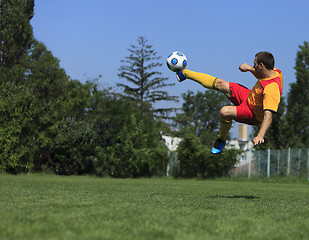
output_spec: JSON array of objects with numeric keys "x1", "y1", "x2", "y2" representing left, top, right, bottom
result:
[{"x1": 177, "y1": 133, "x2": 239, "y2": 178}]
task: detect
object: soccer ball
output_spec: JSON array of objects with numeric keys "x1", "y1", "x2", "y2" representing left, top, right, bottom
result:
[{"x1": 166, "y1": 51, "x2": 187, "y2": 72}]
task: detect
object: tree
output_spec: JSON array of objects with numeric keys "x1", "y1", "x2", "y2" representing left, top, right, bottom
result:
[
  {"x1": 175, "y1": 90, "x2": 230, "y2": 145},
  {"x1": 0, "y1": 83, "x2": 27, "y2": 171},
  {"x1": 117, "y1": 36, "x2": 178, "y2": 118},
  {"x1": 285, "y1": 41, "x2": 309, "y2": 148},
  {"x1": 0, "y1": 3, "x2": 169, "y2": 176},
  {"x1": 0, "y1": 41, "x2": 72, "y2": 172},
  {"x1": 88, "y1": 92, "x2": 169, "y2": 178},
  {"x1": 0, "y1": 0, "x2": 34, "y2": 68},
  {"x1": 0, "y1": 0, "x2": 36, "y2": 172}
]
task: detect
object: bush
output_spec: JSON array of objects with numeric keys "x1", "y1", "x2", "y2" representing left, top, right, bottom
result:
[
  {"x1": 176, "y1": 133, "x2": 239, "y2": 178},
  {"x1": 92, "y1": 100, "x2": 169, "y2": 178}
]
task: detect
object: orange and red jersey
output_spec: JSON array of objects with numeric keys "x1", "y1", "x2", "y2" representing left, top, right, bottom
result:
[{"x1": 247, "y1": 68, "x2": 283, "y2": 122}]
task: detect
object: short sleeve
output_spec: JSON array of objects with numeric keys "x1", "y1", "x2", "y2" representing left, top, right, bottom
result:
[{"x1": 263, "y1": 83, "x2": 281, "y2": 112}]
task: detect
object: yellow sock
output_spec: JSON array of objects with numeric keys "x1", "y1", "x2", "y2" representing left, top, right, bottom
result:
[
  {"x1": 183, "y1": 69, "x2": 218, "y2": 89},
  {"x1": 218, "y1": 117, "x2": 232, "y2": 141}
]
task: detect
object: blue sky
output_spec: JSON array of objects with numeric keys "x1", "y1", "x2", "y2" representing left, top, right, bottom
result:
[{"x1": 31, "y1": 0, "x2": 309, "y2": 138}]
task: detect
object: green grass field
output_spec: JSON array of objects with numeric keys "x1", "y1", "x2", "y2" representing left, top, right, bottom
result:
[{"x1": 0, "y1": 175, "x2": 308, "y2": 240}]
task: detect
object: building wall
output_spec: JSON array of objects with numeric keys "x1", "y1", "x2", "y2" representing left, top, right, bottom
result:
[
  {"x1": 226, "y1": 124, "x2": 254, "y2": 167},
  {"x1": 162, "y1": 135, "x2": 182, "y2": 152}
]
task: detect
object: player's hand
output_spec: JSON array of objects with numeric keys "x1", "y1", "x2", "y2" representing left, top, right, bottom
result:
[
  {"x1": 239, "y1": 63, "x2": 254, "y2": 72},
  {"x1": 253, "y1": 136, "x2": 264, "y2": 145}
]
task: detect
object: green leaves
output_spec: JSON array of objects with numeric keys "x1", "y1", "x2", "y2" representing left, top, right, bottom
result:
[
  {"x1": 286, "y1": 41, "x2": 309, "y2": 147},
  {"x1": 176, "y1": 90, "x2": 230, "y2": 145},
  {"x1": 176, "y1": 133, "x2": 240, "y2": 178},
  {"x1": 92, "y1": 98, "x2": 169, "y2": 178},
  {"x1": 0, "y1": 0, "x2": 34, "y2": 67}
]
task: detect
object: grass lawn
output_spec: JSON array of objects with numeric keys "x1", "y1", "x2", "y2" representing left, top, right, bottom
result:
[{"x1": 0, "y1": 174, "x2": 308, "y2": 240}]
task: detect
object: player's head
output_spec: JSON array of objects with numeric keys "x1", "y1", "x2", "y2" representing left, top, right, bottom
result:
[
  {"x1": 255, "y1": 51, "x2": 275, "y2": 70},
  {"x1": 253, "y1": 52, "x2": 275, "y2": 78}
]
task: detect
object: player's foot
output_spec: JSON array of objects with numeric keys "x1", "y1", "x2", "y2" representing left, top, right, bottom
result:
[
  {"x1": 176, "y1": 71, "x2": 186, "y2": 82},
  {"x1": 211, "y1": 138, "x2": 226, "y2": 155}
]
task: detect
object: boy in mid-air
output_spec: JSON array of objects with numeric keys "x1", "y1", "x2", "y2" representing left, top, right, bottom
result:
[{"x1": 172, "y1": 52, "x2": 283, "y2": 154}]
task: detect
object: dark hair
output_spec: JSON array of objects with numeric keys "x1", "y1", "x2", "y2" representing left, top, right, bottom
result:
[{"x1": 255, "y1": 52, "x2": 275, "y2": 70}]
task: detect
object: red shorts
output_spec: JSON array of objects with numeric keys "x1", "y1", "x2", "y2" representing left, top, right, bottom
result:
[{"x1": 228, "y1": 82, "x2": 261, "y2": 125}]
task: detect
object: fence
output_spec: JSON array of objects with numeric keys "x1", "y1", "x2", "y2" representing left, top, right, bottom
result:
[
  {"x1": 167, "y1": 148, "x2": 309, "y2": 179},
  {"x1": 232, "y1": 148, "x2": 309, "y2": 180}
]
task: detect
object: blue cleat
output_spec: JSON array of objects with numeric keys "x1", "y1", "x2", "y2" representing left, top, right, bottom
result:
[
  {"x1": 211, "y1": 138, "x2": 226, "y2": 155},
  {"x1": 176, "y1": 71, "x2": 186, "y2": 82}
]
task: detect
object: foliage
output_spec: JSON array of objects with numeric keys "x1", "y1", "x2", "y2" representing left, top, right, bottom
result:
[
  {"x1": 0, "y1": 0, "x2": 36, "y2": 172},
  {"x1": 0, "y1": 16, "x2": 168, "y2": 177},
  {"x1": 176, "y1": 90, "x2": 230, "y2": 145},
  {"x1": 91, "y1": 95, "x2": 169, "y2": 178},
  {"x1": 0, "y1": 83, "x2": 27, "y2": 171},
  {"x1": 0, "y1": 0, "x2": 237, "y2": 178},
  {"x1": 0, "y1": 1, "x2": 170, "y2": 177},
  {"x1": 176, "y1": 133, "x2": 239, "y2": 178},
  {"x1": 117, "y1": 36, "x2": 178, "y2": 119},
  {"x1": 3, "y1": 0, "x2": 309, "y2": 178},
  {"x1": 286, "y1": 41, "x2": 309, "y2": 147},
  {"x1": 48, "y1": 119, "x2": 96, "y2": 175},
  {"x1": 0, "y1": 40, "x2": 72, "y2": 173},
  {"x1": 0, "y1": 0, "x2": 34, "y2": 68}
]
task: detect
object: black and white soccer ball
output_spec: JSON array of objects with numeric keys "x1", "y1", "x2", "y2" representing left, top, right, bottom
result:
[{"x1": 166, "y1": 51, "x2": 187, "y2": 72}]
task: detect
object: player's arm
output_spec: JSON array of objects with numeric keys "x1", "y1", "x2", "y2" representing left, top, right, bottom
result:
[
  {"x1": 253, "y1": 110, "x2": 273, "y2": 145},
  {"x1": 239, "y1": 63, "x2": 258, "y2": 79}
]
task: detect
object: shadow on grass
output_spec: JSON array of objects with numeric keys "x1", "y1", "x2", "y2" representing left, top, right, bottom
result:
[{"x1": 207, "y1": 195, "x2": 260, "y2": 200}]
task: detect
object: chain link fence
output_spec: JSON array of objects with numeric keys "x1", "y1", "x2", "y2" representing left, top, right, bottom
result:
[
  {"x1": 167, "y1": 148, "x2": 309, "y2": 180},
  {"x1": 231, "y1": 148, "x2": 309, "y2": 179}
]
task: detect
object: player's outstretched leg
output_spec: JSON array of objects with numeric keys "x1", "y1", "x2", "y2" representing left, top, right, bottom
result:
[{"x1": 176, "y1": 69, "x2": 218, "y2": 89}]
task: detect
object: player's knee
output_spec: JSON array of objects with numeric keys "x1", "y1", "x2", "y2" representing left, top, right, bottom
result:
[
  {"x1": 220, "y1": 106, "x2": 232, "y2": 118},
  {"x1": 215, "y1": 79, "x2": 231, "y2": 96},
  {"x1": 215, "y1": 79, "x2": 225, "y2": 89}
]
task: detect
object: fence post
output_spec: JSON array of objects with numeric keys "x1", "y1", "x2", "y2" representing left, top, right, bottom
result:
[
  {"x1": 277, "y1": 149, "x2": 280, "y2": 175},
  {"x1": 267, "y1": 148, "x2": 270, "y2": 178},
  {"x1": 256, "y1": 151, "x2": 258, "y2": 177},
  {"x1": 298, "y1": 149, "x2": 301, "y2": 176},
  {"x1": 175, "y1": 152, "x2": 178, "y2": 166},
  {"x1": 307, "y1": 148, "x2": 309, "y2": 181},
  {"x1": 248, "y1": 149, "x2": 251, "y2": 179},
  {"x1": 167, "y1": 151, "x2": 170, "y2": 176},
  {"x1": 287, "y1": 148, "x2": 291, "y2": 176}
]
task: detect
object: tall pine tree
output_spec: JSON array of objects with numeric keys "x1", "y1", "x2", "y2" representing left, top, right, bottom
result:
[{"x1": 117, "y1": 36, "x2": 178, "y2": 119}]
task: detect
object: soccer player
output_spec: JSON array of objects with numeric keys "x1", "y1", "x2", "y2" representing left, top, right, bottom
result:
[{"x1": 174, "y1": 52, "x2": 283, "y2": 154}]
